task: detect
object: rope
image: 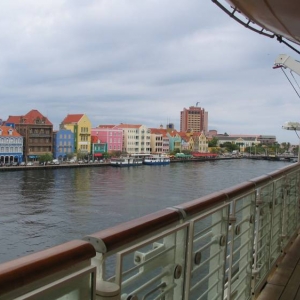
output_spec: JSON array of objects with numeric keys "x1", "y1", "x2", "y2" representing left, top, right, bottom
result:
[
  {"x1": 281, "y1": 68, "x2": 300, "y2": 98},
  {"x1": 295, "y1": 130, "x2": 300, "y2": 139},
  {"x1": 291, "y1": 70, "x2": 300, "y2": 90}
]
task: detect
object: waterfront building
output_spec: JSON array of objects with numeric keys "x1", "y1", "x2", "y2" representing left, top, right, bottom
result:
[
  {"x1": 60, "y1": 114, "x2": 91, "y2": 155},
  {"x1": 178, "y1": 132, "x2": 193, "y2": 151},
  {"x1": 258, "y1": 135, "x2": 277, "y2": 145},
  {"x1": 216, "y1": 134, "x2": 261, "y2": 152},
  {"x1": 149, "y1": 127, "x2": 170, "y2": 154},
  {"x1": 91, "y1": 136, "x2": 107, "y2": 160},
  {"x1": 206, "y1": 129, "x2": 218, "y2": 141},
  {"x1": 53, "y1": 129, "x2": 75, "y2": 160},
  {"x1": 190, "y1": 131, "x2": 209, "y2": 152},
  {"x1": 0, "y1": 126, "x2": 23, "y2": 164},
  {"x1": 91, "y1": 125, "x2": 123, "y2": 153},
  {"x1": 6, "y1": 109, "x2": 53, "y2": 162},
  {"x1": 167, "y1": 130, "x2": 182, "y2": 152},
  {"x1": 114, "y1": 124, "x2": 151, "y2": 154},
  {"x1": 180, "y1": 105, "x2": 208, "y2": 134}
]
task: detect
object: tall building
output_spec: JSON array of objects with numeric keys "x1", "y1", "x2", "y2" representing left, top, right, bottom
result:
[
  {"x1": 60, "y1": 114, "x2": 91, "y2": 154},
  {"x1": 180, "y1": 106, "x2": 208, "y2": 134},
  {"x1": 6, "y1": 109, "x2": 53, "y2": 162}
]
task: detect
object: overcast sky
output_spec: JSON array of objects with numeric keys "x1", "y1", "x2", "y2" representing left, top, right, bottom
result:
[{"x1": 1, "y1": 1, "x2": 300, "y2": 144}]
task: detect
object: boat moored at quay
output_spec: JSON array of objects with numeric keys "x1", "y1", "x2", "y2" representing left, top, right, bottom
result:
[
  {"x1": 110, "y1": 156, "x2": 144, "y2": 167},
  {"x1": 143, "y1": 154, "x2": 170, "y2": 165}
]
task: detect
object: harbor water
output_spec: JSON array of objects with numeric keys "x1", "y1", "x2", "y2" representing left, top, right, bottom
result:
[{"x1": 0, "y1": 159, "x2": 290, "y2": 263}]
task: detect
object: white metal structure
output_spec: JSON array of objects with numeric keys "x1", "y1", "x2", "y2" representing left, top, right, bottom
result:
[{"x1": 274, "y1": 54, "x2": 300, "y2": 76}]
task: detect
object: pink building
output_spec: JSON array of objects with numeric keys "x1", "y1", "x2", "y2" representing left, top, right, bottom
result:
[{"x1": 91, "y1": 125, "x2": 123, "y2": 153}]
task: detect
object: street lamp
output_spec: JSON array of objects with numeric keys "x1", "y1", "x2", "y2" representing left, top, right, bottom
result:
[{"x1": 282, "y1": 121, "x2": 300, "y2": 163}]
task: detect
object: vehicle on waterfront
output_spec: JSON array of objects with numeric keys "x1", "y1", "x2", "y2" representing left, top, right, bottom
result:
[
  {"x1": 110, "y1": 156, "x2": 143, "y2": 167},
  {"x1": 26, "y1": 162, "x2": 34, "y2": 166},
  {"x1": 175, "y1": 152, "x2": 193, "y2": 159},
  {"x1": 143, "y1": 154, "x2": 170, "y2": 165}
]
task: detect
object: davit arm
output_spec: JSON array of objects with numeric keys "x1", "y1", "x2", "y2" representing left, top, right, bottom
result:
[{"x1": 274, "y1": 54, "x2": 300, "y2": 75}]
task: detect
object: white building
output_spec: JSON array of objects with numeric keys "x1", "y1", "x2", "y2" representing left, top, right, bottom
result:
[{"x1": 114, "y1": 124, "x2": 151, "y2": 154}]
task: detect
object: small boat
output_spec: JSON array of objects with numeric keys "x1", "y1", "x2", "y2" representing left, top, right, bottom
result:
[
  {"x1": 110, "y1": 157, "x2": 143, "y2": 167},
  {"x1": 143, "y1": 155, "x2": 170, "y2": 166}
]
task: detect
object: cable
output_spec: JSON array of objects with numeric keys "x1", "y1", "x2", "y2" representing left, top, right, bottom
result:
[
  {"x1": 294, "y1": 129, "x2": 300, "y2": 139},
  {"x1": 290, "y1": 70, "x2": 300, "y2": 90},
  {"x1": 281, "y1": 68, "x2": 300, "y2": 98}
]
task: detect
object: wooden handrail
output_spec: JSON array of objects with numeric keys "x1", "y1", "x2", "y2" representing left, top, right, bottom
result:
[
  {"x1": 0, "y1": 240, "x2": 96, "y2": 296},
  {"x1": 84, "y1": 209, "x2": 182, "y2": 253}
]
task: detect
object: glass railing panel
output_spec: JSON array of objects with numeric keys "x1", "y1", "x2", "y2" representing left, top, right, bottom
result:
[
  {"x1": 185, "y1": 204, "x2": 230, "y2": 300},
  {"x1": 113, "y1": 224, "x2": 188, "y2": 300},
  {"x1": 15, "y1": 266, "x2": 96, "y2": 300},
  {"x1": 268, "y1": 177, "x2": 284, "y2": 268},
  {"x1": 283, "y1": 171, "x2": 300, "y2": 245},
  {"x1": 225, "y1": 192, "x2": 255, "y2": 300},
  {"x1": 252, "y1": 183, "x2": 273, "y2": 290}
]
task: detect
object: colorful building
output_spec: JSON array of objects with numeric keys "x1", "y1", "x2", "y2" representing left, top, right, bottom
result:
[
  {"x1": 91, "y1": 136, "x2": 107, "y2": 160},
  {"x1": 180, "y1": 106, "x2": 208, "y2": 134},
  {"x1": 91, "y1": 125, "x2": 123, "y2": 153},
  {"x1": 0, "y1": 126, "x2": 23, "y2": 164},
  {"x1": 187, "y1": 131, "x2": 208, "y2": 153},
  {"x1": 114, "y1": 124, "x2": 151, "y2": 154},
  {"x1": 167, "y1": 130, "x2": 182, "y2": 152},
  {"x1": 6, "y1": 109, "x2": 53, "y2": 161},
  {"x1": 149, "y1": 127, "x2": 170, "y2": 154},
  {"x1": 53, "y1": 129, "x2": 75, "y2": 160},
  {"x1": 60, "y1": 114, "x2": 91, "y2": 155}
]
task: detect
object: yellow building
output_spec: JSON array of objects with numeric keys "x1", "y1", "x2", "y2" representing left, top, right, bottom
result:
[{"x1": 60, "y1": 114, "x2": 91, "y2": 154}]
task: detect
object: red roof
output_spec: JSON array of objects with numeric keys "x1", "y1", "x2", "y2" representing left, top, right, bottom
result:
[
  {"x1": 61, "y1": 114, "x2": 84, "y2": 124},
  {"x1": 0, "y1": 126, "x2": 22, "y2": 137},
  {"x1": 6, "y1": 109, "x2": 52, "y2": 125},
  {"x1": 192, "y1": 152, "x2": 217, "y2": 157},
  {"x1": 167, "y1": 130, "x2": 180, "y2": 137},
  {"x1": 115, "y1": 124, "x2": 142, "y2": 129},
  {"x1": 97, "y1": 125, "x2": 116, "y2": 128},
  {"x1": 149, "y1": 128, "x2": 169, "y2": 137}
]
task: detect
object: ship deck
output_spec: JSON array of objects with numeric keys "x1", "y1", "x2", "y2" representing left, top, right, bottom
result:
[{"x1": 257, "y1": 233, "x2": 300, "y2": 300}]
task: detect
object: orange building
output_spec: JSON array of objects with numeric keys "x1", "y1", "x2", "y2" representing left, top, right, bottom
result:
[{"x1": 180, "y1": 106, "x2": 208, "y2": 134}]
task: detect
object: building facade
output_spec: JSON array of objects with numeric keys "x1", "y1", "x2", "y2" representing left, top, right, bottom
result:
[
  {"x1": 114, "y1": 124, "x2": 151, "y2": 154},
  {"x1": 91, "y1": 136, "x2": 107, "y2": 160},
  {"x1": 0, "y1": 126, "x2": 23, "y2": 164},
  {"x1": 91, "y1": 126, "x2": 123, "y2": 153},
  {"x1": 53, "y1": 129, "x2": 75, "y2": 160},
  {"x1": 191, "y1": 132, "x2": 209, "y2": 152},
  {"x1": 167, "y1": 130, "x2": 182, "y2": 152},
  {"x1": 149, "y1": 127, "x2": 170, "y2": 154},
  {"x1": 180, "y1": 106, "x2": 208, "y2": 134},
  {"x1": 6, "y1": 110, "x2": 53, "y2": 161},
  {"x1": 60, "y1": 114, "x2": 91, "y2": 155}
]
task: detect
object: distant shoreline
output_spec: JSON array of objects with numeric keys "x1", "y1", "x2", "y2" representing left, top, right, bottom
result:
[
  {"x1": 0, "y1": 155, "x2": 293, "y2": 172},
  {"x1": 0, "y1": 157, "x2": 239, "y2": 172}
]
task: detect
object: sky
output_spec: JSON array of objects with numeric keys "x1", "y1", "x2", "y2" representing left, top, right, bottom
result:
[{"x1": 1, "y1": 0, "x2": 300, "y2": 144}]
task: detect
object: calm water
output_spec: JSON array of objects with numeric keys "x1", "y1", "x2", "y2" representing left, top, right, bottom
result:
[{"x1": 0, "y1": 159, "x2": 290, "y2": 263}]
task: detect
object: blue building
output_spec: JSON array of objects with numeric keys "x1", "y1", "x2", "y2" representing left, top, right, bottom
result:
[
  {"x1": 53, "y1": 129, "x2": 74, "y2": 160},
  {"x1": 0, "y1": 126, "x2": 23, "y2": 164}
]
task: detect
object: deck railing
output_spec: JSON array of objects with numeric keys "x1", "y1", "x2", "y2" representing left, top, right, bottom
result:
[{"x1": 0, "y1": 163, "x2": 299, "y2": 299}]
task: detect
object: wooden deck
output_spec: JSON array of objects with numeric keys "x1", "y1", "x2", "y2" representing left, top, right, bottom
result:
[{"x1": 257, "y1": 234, "x2": 300, "y2": 300}]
